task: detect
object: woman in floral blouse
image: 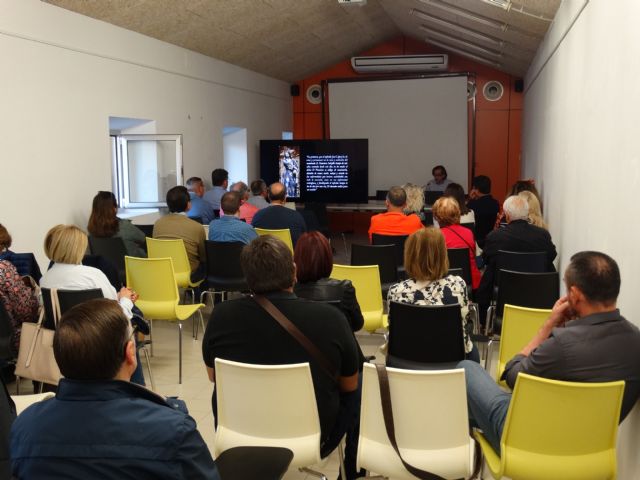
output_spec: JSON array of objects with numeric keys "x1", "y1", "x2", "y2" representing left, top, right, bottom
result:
[
  {"x1": 0, "y1": 259, "x2": 39, "y2": 354},
  {"x1": 387, "y1": 227, "x2": 479, "y2": 362}
]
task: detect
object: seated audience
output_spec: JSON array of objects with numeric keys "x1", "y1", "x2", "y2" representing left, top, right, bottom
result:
[
  {"x1": 402, "y1": 182, "x2": 426, "y2": 222},
  {"x1": 458, "y1": 251, "x2": 640, "y2": 454},
  {"x1": 202, "y1": 236, "x2": 361, "y2": 479},
  {"x1": 153, "y1": 186, "x2": 206, "y2": 281},
  {"x1": 424, "y1": 164, "x2": 452, "y2": 192},
  {"x1": 494, "y1": 179, "x2": 542, "y2": 228},
  {"x1": 475, "y1": 195, "x2": 557, "y2": 307},
  {"x1": 40, "y1": 225, "x2": 145, "y2": 385},
  {"x1": 186, "y1": 177, "x2": 215, "y2": 225},
  {"x1": 247, "y1": 179, "x2": 270, "y2": 210},
  {"x1": 87, "y1": 191, "x2": 147, "y2": 258},
  {"x1": 0, "y1": 224, "x2": 41, "y2": 281},
  {"x1": 444, "y1": 183, "x2": 475, "y2": 225},
  {"x1": 519, "y1": 190, "x2": 547, "y2": 229},
  {"x1": 251, "y1": 182, "x2": 307, "y2": 246},
  {"x1": 0, "y1": 260, "x2": 38, "y2": 354},
  {"x1": 11, "y1": 298, "x2": 220, "y2": 479},
  {"x1": 387, "y1": 227, "x2": 479, "y2": 362},
  {"x1": 467, "y1": 175, "x2": 499, "y2": 248},
  {"x1": 229, "y1": 181, "x2": 259, "y2": 224},
  {"x1": 432, "y1": 197, "x2": 481, "y2": 291},
  {"x1": 368, "y1": 186, "x2": 423, "y2": 242},
  {"x1": 202, "y1": 168, "x2": 228, "y2": 211},
  {"x1": 208, "y1": 192, "x2": 258, "y2": 245},
  {"x1": 294, "y1": 232, "x2": 365, "y2": 364}
]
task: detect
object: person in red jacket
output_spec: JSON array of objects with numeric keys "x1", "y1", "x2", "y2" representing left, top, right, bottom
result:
[{"x1": 368, "y1": 186, "x2": 423, "y2": 242}]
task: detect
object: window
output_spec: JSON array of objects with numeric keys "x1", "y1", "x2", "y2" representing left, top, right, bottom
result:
[{"x1": 113, "y1": 134, "x2": 183, "y2": 208}]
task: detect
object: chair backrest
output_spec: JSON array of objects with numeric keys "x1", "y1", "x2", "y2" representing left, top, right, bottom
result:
[
  {"x1": 214, "y1": 358, "x2": 321, "y2": 468},
  {"x1": 254, "y1": 228, "x2": 293, "y2": 252},
  {"x1": 135, "y1": 224, "x2": 154, "y2": 237},
  {"x1": 496, "y1": 270, "x2": 559, "y2": 319},
  {"x1": 125, "y1": 256, "x2": 179, "y2": 319},
  {"x1": 87, "y1": 236, "x2": 127, "y2": 279},
  {"x1": 205, "y1": 241, "x2": 247, "y2": 283},
  {"x1": 501, "y1": 373, "x2": 624, "y2": 480},
  {"x1": 460, "y1": 222, "x2": 475, "y2": 236},
  {"x1": 303, "y1": 202, "x2": 329, "y2": 228},
  {"x1": 496, "y1": 250, "x2": 548, "y2": 278},
  {"x1": 56, "y1": 289, "x2": 104, "y2": 315},
  {"x1": 331, "y1": 264, "x2": 383, "y2": 314},
  {"x1": 0, "y1": 302, "x2": 15, "y2": 360},
  {"x1": 146, "y1": 237, "x2": 191, "y2": 287},
  {"x1": 358, "y1": 364, "x2": 472, "y2": 479},
  {"x1": 351, "y1": 244, "x2": 398, "y2": 284},
  {"x1": 496, "y1": 305, "x2": 551, "y2": 383},
  {"x1": 371, "y1": 234, "x2": 408, "y2": 267},
  {"x1": 387, "y1": 302, "x2": 465, "y2": 367},
  {"x1": 447, "y1": 248, "x2": 472, "y2": 288},
  {"x1": 447, "y1": 268, "x2": 463, "y2": 278}
]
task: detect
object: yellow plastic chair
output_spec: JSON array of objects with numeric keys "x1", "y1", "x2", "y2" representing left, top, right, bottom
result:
[
  {"x1": 474, "y1": 373, "x2": 624, "y2": 480},
  {"x1": 331, "y1": 264, "x2": 387, "y2": 332},
  {"x1": 254, "y1": 228, "x2": 293, "y2": 252},
  {"x1": 495, "y1": 305, "x2": 551, "y2": 387},
  {"x1": 146, "y1": 237, "x2": 204, "y2": 303},
  {"x1": 125, "y1": 256, "x2": 205, "y2": 384}
]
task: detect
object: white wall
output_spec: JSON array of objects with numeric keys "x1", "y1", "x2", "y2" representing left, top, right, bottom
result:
[
  {"x1": 522, "y1": 1, "x2": 640, "y2": 477},
  {"x1": 0, "y1": 0, "x2": 291, "y2": 267}
]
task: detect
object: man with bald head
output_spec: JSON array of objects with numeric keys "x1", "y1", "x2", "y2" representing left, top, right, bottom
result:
[
  {"x1": 251, "y1": 182, "x2": 307, "y2": 246},
  {"x1": 229, "y1": 181, "x2": 259, "y2": 224}
]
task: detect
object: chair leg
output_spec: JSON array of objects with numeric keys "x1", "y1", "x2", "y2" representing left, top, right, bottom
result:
[
  {"x1": 149, "y1": 319, "x2": 154, "y2": 357},
  {"x1": 178, "y1": 321, "x2": 183, "y2": 384},
  {"x1": 142, "y1": 346, "x2": 155, "y2": 391},
  {"x1": 299, "y1": 467, "x2": 328, "y2": 480},
  {"x1": 193, "y1": 310, "x2": 205, "y2": 341}
]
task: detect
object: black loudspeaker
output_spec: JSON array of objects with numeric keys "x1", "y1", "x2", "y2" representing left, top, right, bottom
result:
[
  {"x1": 514, "y1": 79, "x2": 524, "y2": 92},
  {"x1": 290, "y1": 84, "x2": 300, "y2": 96}
]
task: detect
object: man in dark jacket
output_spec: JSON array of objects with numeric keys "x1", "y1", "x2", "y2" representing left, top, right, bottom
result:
[{"x1": 10, "y1": 299, "x2": 220, "y2": 480}]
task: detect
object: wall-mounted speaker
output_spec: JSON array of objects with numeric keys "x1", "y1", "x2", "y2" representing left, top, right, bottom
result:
[
  {"x1": 290, "y1": 84, "x2": 300, "y2": 96},
  {"x1": 483, "y1": 80, "x2": 504, "y2": 102},
  {"x1": 514, "y1": 79, "x2": 524, "y2": 93},
  {"x1": 306, "y1": 84, "x2": 323, "y2": 104},
  {"x1": 467, "y1": 81, "x2": 476, "y2": 101}
]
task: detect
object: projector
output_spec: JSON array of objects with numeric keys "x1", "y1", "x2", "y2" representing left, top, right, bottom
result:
[{"x1": 338, "y1": 0, "x2": 367, "y2": 5}]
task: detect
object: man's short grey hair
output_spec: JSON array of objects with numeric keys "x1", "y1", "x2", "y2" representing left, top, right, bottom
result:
[
  {"x1": 231, "y1": 181, "x2": 249, "y2": 198},
  {"x1": 503, "y1": 195, "x2": 529, "y2": 222}
]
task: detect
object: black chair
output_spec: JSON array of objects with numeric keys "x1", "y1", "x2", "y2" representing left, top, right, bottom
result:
[
  {"x1": 421, "y1": 209, "x2": 434, "y2": 226},
  {"x1": 201, "y1": 241, "x2": 248, "y2": 309},
  {"x1": 216, "y1": 446, "x2": 294, "y2": 480},
  {"x1": 88, "y1": 236, "x2": 128, "y2": 285},
  {"x1": 41, "y1": 288, "x2": 103, "y2": 329},
  {"x1": 136, "y1": 224, "x2": 154, "y2": 237},
  {"x1": 298, "y1": 209, "x2": 321, "y2": 233},
  {"x1": 371, "y1": 234, "x2": 408, "y2": 268},
  {"x1": 0, "y1": 302, "x2": 16, "y2": 361},
  {"x1": 424, "y1": 191, "x2": 443, "y2": 206},
  {"x1": 447, "y1": 248, "x2": 472, "y2": 291},
  {"x1": 387, "y1": 302, "x2": 465, "y2": 369},
  {"x1": 460, "y1": 222, "x2": 475, "y2": 236},
  {"x1": 447, "y1": 268, "x2": 463, "y2": 278},
  {"x1": 351, "y1": 244, "x2": 398, "y2": 298},
  {"x1": 496, "y1": 250, "x2": 548, "y2": 278}
]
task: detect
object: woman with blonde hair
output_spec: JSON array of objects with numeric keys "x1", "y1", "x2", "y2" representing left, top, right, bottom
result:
[
  {"x1": 402, "y1": 183, "x2": 426, "y2": 222},
  {"x1": 518, "y1": 190, "x2": 547, "y2": 229},
  {"x1": 387, "y1": 227, "x2": 478, "y2": 361}
]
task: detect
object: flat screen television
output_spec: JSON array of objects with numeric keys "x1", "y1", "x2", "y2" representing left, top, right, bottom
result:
[{"x1": 259, "y1": 139, "x2": 368, "y2": 203}]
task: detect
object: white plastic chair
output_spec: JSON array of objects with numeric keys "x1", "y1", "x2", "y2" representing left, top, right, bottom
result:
[
  {"x1": 357, "y1": 363, "x2": 475, "y2": 479},
  {"x1": 11, "y1": 392, "x2": 55, "y2": 415},
  {"x1": 214, "y1": 358, "x2": 342, "y2": 479}
]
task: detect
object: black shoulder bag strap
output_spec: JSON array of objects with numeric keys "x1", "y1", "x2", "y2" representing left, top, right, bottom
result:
[
  {"x1": 375, "y1": 363, "x2": 463, "y2": 480},
  {"x1": 253, "y1": 294, "x2": 338, "y2": 384}
]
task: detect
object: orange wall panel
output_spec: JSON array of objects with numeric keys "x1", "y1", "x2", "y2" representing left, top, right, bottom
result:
[
  {"x1": 293, "y1": 112, "x2": 305, "y2": 139},
  {"x1": 303, "y1": 112, "x2": 323, "y2": 139},
  {"x1": 507, "y1": 109, "x2": 522, "y2": 190},
  {"x1": 476, "y1": 109, "x2": 510, "y2": 201}
]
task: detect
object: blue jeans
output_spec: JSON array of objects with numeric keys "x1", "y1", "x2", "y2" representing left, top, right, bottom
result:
[{"x1": 457, "y1": 360, "x2": 510, "y2": 454}]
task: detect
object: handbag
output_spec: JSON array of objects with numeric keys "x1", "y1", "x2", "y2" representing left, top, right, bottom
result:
[{"x1": 15, "y1": 288, "x2": 62, "y2": 386}]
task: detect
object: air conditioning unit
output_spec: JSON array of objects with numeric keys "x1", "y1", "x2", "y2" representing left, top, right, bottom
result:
[{"x1": 351, "y1": 54, "x2": 449, "y2": 73}]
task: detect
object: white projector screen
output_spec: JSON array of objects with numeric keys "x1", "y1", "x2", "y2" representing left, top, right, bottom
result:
[{"x1": 328, "y1": 76, "x2": 468, "y2": 196}]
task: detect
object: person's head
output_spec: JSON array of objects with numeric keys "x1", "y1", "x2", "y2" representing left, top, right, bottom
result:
[
  {"x1": 250, "y1": 179, "x2": 268, "y2": 198},
  {"x1": 510, "y1": 179, "x2": 541, "y2": 211},
  {"x1": 268, "y1": 182, "x2": 287, "y2": 204},
  {"x1": 443, "y1": 183, "x2": 470, "y2": 215},
  {"x1": 87, "y1": 191, "x2": 119, "y2": 237},
  {"x1": 231, "y1": 181, "x2": 250, "y2": 200},
  {"x1": 503, "y1": 195, "x2": 529, "y2": 223},
  {"x1": 404, "y1": 227, "x2": 448, "y2": 281},
  {"x1": 402, "y1": 183, "x2": 425, "y2": 215},
  {"x1": 472, "y1": 175, "x2": 491, "y2": 195},
  {"x1": 186, "y1": 177, "x2": 205, "y2": 197},
  {"x1": 220, "y1": 191, "x2": 242, "y2": 216},
  {"x1": 54, "y1": 299, "x2": 136, "y2": 381},
  {"x1": 44, "y1": 224, "x2": 88, "y2": 265},
  {"x1": 518, "y1": 191, "x2": 546, "y2": 229},
  {"x1": 386, "y1": 186, "x2": 407, "y2": 212},
  {"x1": 0, "y1": 224, "x2": 12, "y2": 251},
  {"x1": 294, "y1": 232, "x2": 333, "y2": 284},
  {"x1": 211, "y1": 168, "x2": 229, "y2": 188},
  {"x1": 564, "y1": 251, "x2": 620, "y2": 312},
  {"x1": 432, "y1": 196, "x2": 461, "y2": 227},
  {"x1": 241, "y1": 235, "x2": 295, "y2": 294},
  {"x1": 166, "y1": 186, "x2": 190, "y2": 213},
  {"x1": 432, "y1": 165, "x2": 448, "y2": 184}
]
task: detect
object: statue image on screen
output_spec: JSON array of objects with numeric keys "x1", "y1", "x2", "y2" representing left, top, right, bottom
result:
[{"x1": 279, "y1": 146, "x2": 300, "y2": 198}]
